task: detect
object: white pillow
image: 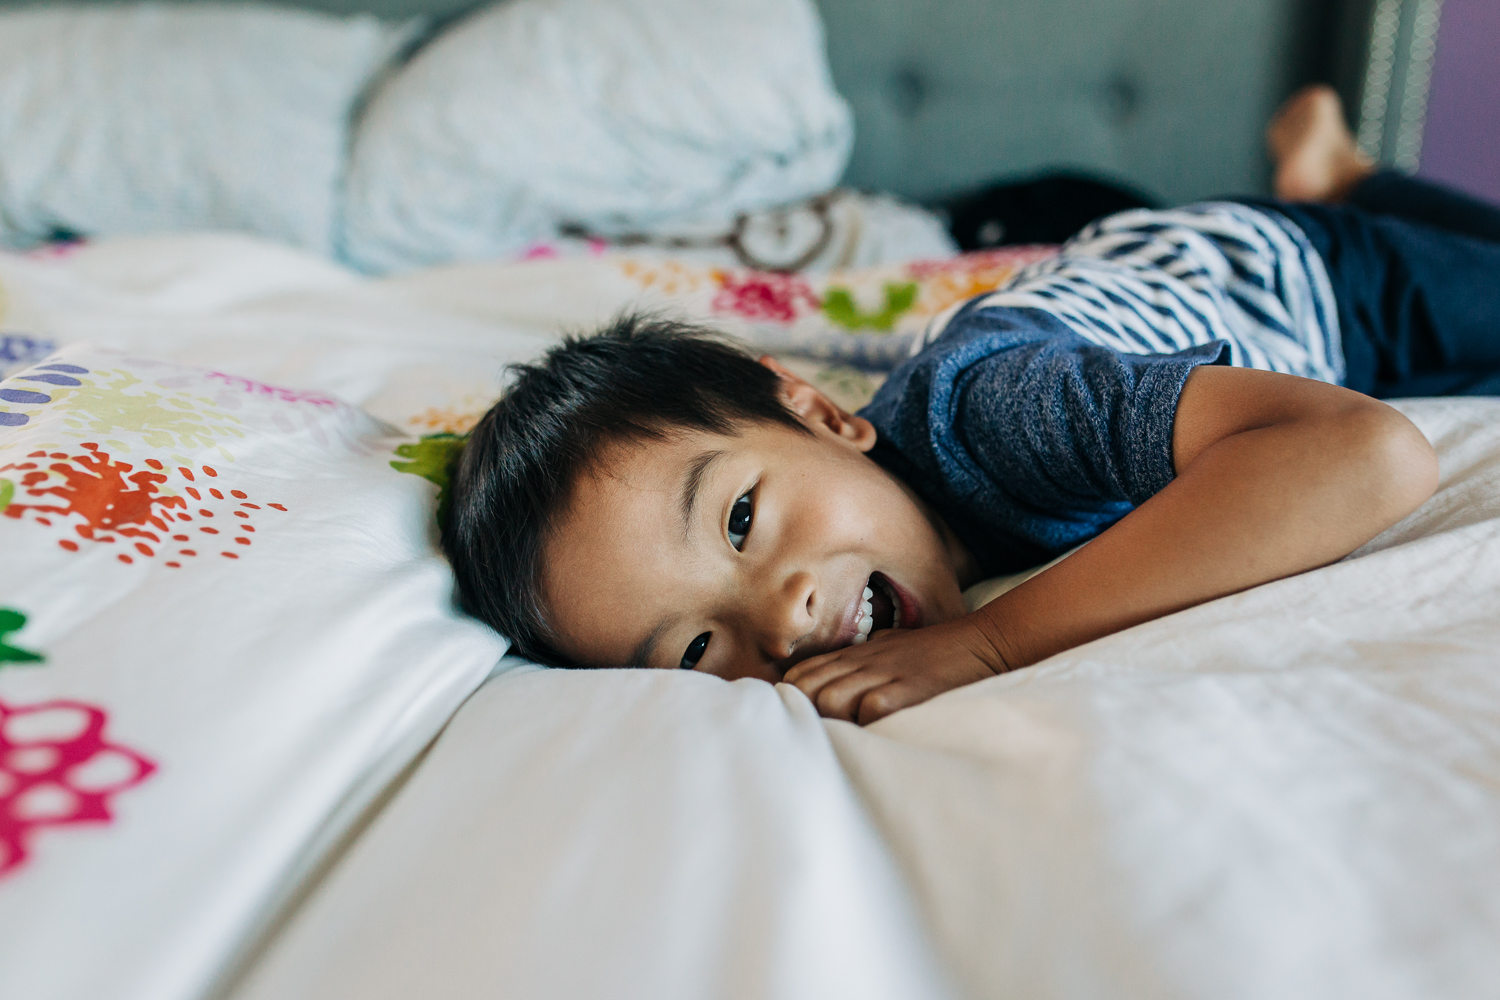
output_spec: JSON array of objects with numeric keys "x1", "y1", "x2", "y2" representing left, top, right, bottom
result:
[
  {"x1": 340, "y1": 0, "x2": 855, "y2": 272},
  {"x1": 0, "y1": 4, "x2": 409, "y2": 255}
]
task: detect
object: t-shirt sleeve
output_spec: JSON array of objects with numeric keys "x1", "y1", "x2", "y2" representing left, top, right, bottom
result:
[
  {"x1": 861, "y1": 306, "x2": 1232, "y2": 568},
  {"x1": 954, "y1": 332, "x2": 1225, "y2": 509}
]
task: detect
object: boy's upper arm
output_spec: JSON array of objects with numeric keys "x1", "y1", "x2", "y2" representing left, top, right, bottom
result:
[
  {"x1": 955, "y1": 336, "x2": 1227, "y2": 510},
  {"x1": 1170, "y1": 364, "x2": 1388, "y2": 474}
]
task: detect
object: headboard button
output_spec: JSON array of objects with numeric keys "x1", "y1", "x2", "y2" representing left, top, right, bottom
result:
[
  {"x1": 1102, "y1": 75, "x2": 1140, "y2": 124},
  {"x1": 888, "y1": 66, "x2": 929, "y2": 118}
]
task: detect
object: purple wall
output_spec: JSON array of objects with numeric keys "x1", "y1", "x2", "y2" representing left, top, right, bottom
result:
[{"x1": 1418, "y1": 0, "x2": 1500, "y2": 203}]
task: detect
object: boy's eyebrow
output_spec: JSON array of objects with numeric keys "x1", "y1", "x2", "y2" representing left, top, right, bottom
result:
[
  {"x1": 627, "y1": 616, "x2": 677, "y2": 671},
  {"x1": 679, "y1": 449, "x2": 726, "y2": 539}
]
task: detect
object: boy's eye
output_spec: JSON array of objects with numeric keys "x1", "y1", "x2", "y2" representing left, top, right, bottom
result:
[
  {"x1": 681, "y1": 632, "x2": 711, "y2": 670},
  {"x1": 727, "y1": 492, "x2": 753, "y2": 550}
]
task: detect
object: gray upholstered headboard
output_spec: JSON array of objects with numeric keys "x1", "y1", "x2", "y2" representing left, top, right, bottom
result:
[
  {"x1": 0, "y1": 0, "x2": 1345, "y2": 205},
  {"x1": 817, "y1": 0, "x2": 1331, "y2": 203}
]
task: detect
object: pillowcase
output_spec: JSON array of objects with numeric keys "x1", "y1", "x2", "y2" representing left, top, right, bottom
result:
[
  {"x1": 340, "y1": 0, "x2": 854, "y2": 272},
  {"x1": 0, "y1": 345, "x2": 506, "y2": 998},
  {"x1": 0, "y1": 4, "x2": 409, "y2": 255}
]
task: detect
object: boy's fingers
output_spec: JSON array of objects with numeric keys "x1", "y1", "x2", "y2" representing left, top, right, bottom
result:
[
  {"x1": 855, "y1": 680, "x2": 925, "y2": 725},
  {"x1": 781, "y1": 660, "x2": 815, "y2": 685},
  {"x1": 783, "y1": 648, "x2": 856, "y2": 685},
  {"x1": 812, "y1": 668, "x2": 897, "y2": 723},
  {"x1": 786, "y1": 656, "x2": 865, "y2": 702},
  {"x1": 783, "y1": 631, "x2": 901, "y2": 685}
]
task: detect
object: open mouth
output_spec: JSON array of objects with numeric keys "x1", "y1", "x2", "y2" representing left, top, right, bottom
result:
[{"x1": 853, "y1": 572, "x2": 901, "y2": 643}]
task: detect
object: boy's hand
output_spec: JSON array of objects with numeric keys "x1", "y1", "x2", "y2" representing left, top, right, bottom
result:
[{"x1": 782, "y1": 617, "x2": 1008, "y2": 725}]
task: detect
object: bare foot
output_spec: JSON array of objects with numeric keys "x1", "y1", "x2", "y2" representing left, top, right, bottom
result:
[{"x1": 1267, "y1": 85, "x2": 1375, "y2": 203}]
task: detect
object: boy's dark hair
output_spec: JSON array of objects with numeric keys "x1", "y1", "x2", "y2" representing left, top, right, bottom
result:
[{"x1": 443, "y1": 314, "x2": 809, "y2": 666}]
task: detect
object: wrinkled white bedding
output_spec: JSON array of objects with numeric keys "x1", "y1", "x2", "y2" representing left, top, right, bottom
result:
[
  {"x1": 3, "y1": 235, "x2": 1498, "y2": 1000},
  {"x1": 234, "y1": 666, "x2": 957, "y2": 1000},
  {"x1": 230, "y1": 398, "x2": 1500, "y2": 1000},
  {"x1": 838, "y1": 394, "x2": 1500, "y2": 1000}
]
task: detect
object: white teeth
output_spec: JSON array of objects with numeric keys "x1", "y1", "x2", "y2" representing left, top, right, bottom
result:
[{"x1": 853, "y1": 586, "x2": 875, "y2": 644}]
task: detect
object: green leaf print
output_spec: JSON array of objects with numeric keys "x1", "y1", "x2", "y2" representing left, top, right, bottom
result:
[
  {"x1": 821, "y1": 282, "x2": 919, "y2": 332},
  {"x1": 0, "y1": 608, "x2": 44, "y2": 665},
  {"x1": 390, "y1": 433, "x2": 469, "y2": 525}
]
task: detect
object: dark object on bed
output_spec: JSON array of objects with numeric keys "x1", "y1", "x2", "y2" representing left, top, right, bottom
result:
[{"x1": 938, "y1": 173, "x2": 1160, "y2": 250}]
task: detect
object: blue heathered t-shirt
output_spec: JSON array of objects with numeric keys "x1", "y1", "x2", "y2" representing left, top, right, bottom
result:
[{"x1": 859, "y1": 303, "x2": 1230, "y2": 576}]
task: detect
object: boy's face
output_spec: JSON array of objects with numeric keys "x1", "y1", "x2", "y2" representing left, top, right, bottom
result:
[{"x1": 541, "y1": 360, "x2": 972, "y2": 681}]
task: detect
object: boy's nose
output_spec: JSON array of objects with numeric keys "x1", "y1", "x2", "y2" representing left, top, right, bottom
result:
[{"x1": 756, "y1": 568, "x2": 817, "y2": 660}]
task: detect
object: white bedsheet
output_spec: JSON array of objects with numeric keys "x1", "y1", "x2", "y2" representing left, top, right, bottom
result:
[
  {"x1": 835, "y1": 395, "x2": 1500, "y2": 999},
  {"x1": 233, "y1": 667, "x2": 956, "y2": 1000},
  {"x1": 3, "y1": 235, "x2": 1498, "y2": 1000},
  {"x1": 226, "y1": 394, "x2": 1500, "y2": 1000}
]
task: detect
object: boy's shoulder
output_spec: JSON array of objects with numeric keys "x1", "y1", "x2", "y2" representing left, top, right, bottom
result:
[
  {"x1": 860, "y1": 300, "x2": 1227, "y2": 575},
  {"x1": 864, "y1": 301, "x2": 1078, "y2": 422}
]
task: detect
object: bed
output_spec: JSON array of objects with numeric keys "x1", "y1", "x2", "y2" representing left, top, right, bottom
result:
[{"x1": 2, "y1": 2, "x2": 1498, "y2": 999}]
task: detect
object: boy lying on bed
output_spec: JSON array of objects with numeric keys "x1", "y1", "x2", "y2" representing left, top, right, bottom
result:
[{"x1": 444, "y1": 87, "x2": 1499, "y2": 724}]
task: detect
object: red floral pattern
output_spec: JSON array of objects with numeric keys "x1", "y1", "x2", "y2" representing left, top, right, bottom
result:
[{"x1": 2, "y1": 443, "x2": 288, "y2": 567}]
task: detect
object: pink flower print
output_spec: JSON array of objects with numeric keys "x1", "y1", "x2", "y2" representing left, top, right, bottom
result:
[
  {"x1": 711, "y1": 270, "x2": 821, "y2": 324},
  {"x1": 0, "y1": 699, "x2": 156, "y2": 877},
  {"x1": 201, "y1": 372, "x2": 340, "y2": 408}
]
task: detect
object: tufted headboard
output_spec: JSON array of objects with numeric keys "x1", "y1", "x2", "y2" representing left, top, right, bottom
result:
[
  {"x1": 0, "y1": 0, "x2": 1344, "y2": 205},
  {"x1": 819, "y1": 0, "x2": 1338, "y2": 203}
]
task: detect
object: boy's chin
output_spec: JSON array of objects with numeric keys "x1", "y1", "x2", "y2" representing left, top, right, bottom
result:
[
  {"x1": 911, "y1": 578, "x2": 970, "y2": 628},
  {"x1": 926, "y1": 600, "x2": 969, "y2": 627}
]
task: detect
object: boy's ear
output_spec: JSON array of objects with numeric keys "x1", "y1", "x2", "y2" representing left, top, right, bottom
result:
[{"x1": 758, "y1": 356, "x2": 877, "y2": 452}]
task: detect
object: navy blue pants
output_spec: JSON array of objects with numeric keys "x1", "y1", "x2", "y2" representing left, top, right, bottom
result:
[{"x1": 1267, "y1": 173, "x2": 1500, "y2": 398}]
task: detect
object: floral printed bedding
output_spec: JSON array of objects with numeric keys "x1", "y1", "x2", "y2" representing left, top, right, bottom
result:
[
  {"x1": 382, "y1": 242, "x2": 1060, "y2": 372},
  {"x1": 0, "y1": 337, "x2": 506, "y2": 999}
]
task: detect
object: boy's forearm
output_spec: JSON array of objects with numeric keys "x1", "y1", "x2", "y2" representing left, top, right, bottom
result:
[
  {"x1": 783, "y1": 370, "x2": 1437, "y2": 728},
  {"x1": 970, "y1": 377, "x2": 1439, "y2": 671}
]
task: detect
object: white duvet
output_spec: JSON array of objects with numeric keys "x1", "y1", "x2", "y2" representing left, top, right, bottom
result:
[
  {"x1": 228, "y1": 399, "x2": 1500, "y2": 1000},
  {"x1": 2, "y1": 235, "x2": 1498, "y2": 1000}
]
